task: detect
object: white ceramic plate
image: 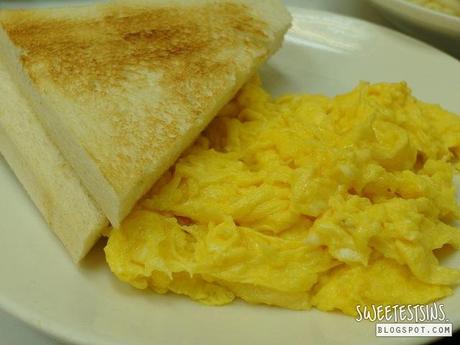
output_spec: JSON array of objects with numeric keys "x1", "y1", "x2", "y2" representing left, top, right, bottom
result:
[
  {"x1": 369, "y1": 0, "x2": 460, "y2": 56},
  {"x1": 0, "y1": 7, "x2": 460, "y2": 345}
]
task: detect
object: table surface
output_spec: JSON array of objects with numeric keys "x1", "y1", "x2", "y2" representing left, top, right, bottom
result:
[{"x1": 0, "y1": 0, "x2": 455, "y2": 344}]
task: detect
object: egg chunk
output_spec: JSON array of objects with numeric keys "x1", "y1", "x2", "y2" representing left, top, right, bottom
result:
[
  {"x1": 105, "y1": 78, "x2": 460, "y2": 315},
  {"x1": 407, "y1": 0, "x2": 460, "y2": 17}
]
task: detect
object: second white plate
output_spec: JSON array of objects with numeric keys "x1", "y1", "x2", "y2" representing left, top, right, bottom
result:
[{"x1": 369, "y1": 0, "x2": 460, "y2": 56}]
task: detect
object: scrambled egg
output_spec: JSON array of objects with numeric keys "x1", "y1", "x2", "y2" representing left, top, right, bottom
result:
[
  {"x1": 407, "y1": 0, "x2": 460, "y2": 17},
  {"x1": 105, "y1": 78, "x2": 460, "y2": 315}
]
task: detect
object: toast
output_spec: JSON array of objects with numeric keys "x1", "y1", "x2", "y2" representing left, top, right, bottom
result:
[{"x1": 0, "y1": 0, "x2": 291, "y2": 226}]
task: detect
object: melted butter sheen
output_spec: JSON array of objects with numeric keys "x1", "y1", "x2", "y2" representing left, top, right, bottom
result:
[{"x1": 105, "y1": 77, "x2": 460, "y2": 315}]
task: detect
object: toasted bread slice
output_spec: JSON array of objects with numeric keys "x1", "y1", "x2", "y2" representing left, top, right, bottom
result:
[
  {"x1": 0, "y1": 56, "x2": 108, "y2": 262},
  {"x1": 0, "y1": 0, "x2": 291, "y2": 226}
]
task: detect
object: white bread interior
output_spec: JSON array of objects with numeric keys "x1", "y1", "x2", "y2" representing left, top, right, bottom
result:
[
  {"x1": 0, "y1": 56, "x2": 108, "y2": 263},
  {"x1": 0, "y1": 0, "x2": 291, "y2": 227}
]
